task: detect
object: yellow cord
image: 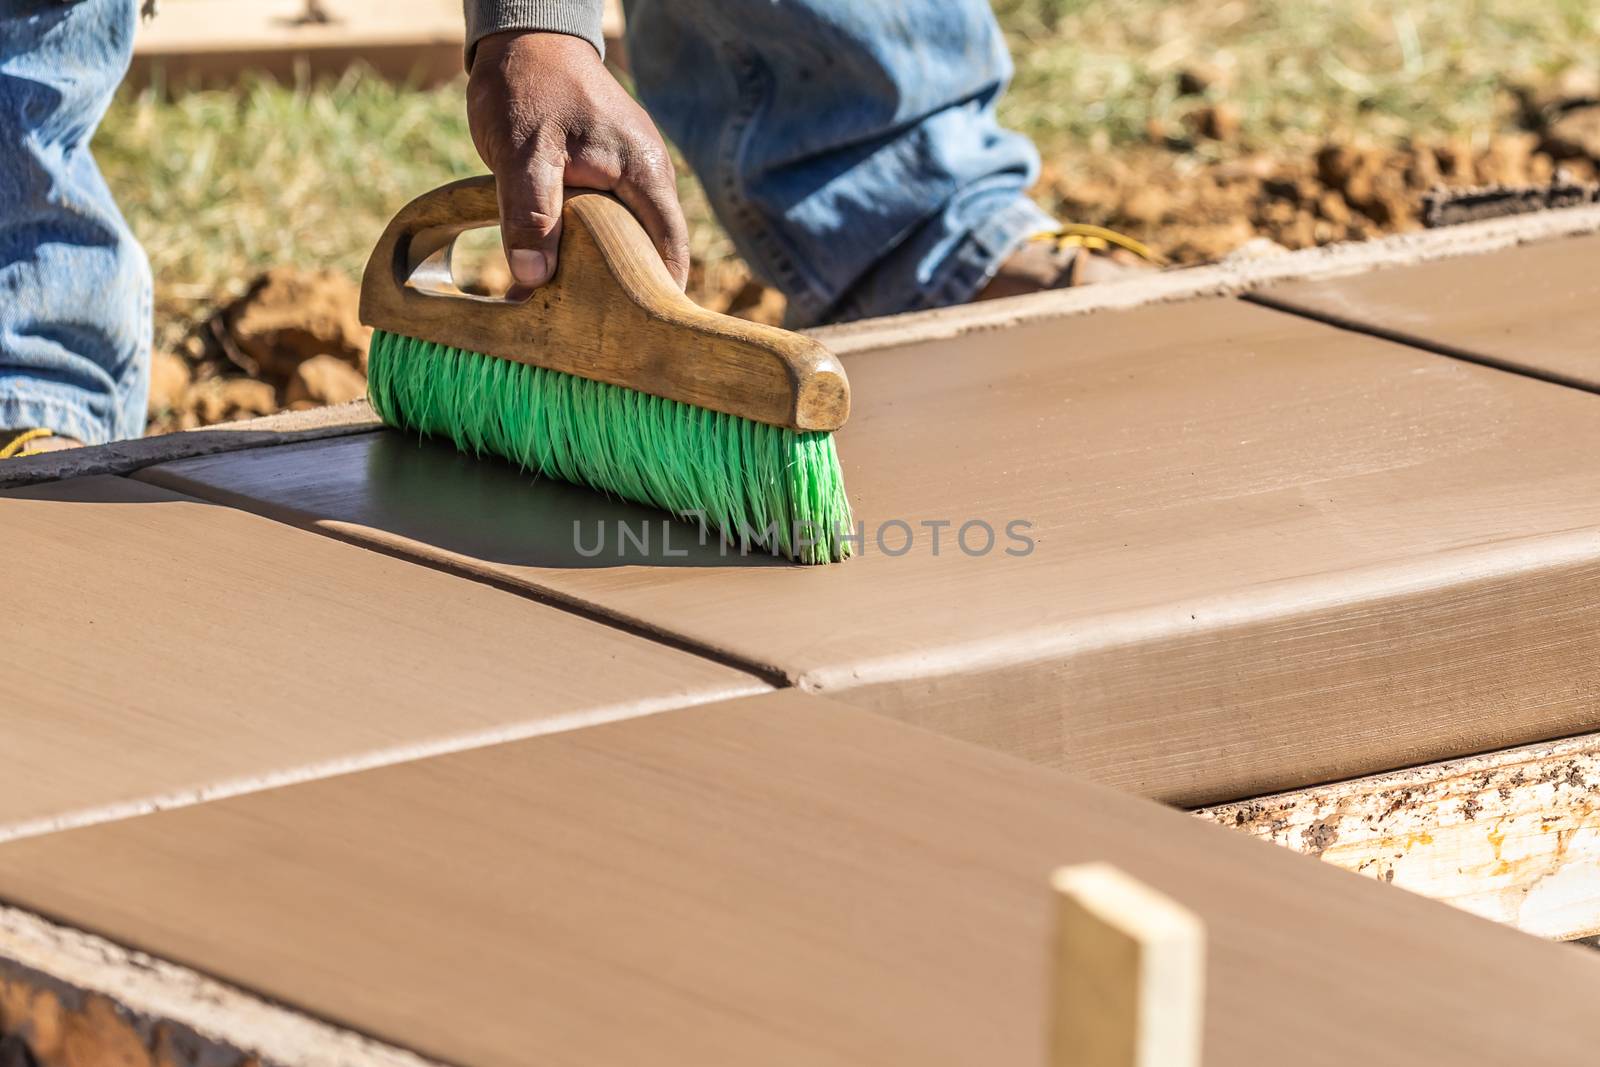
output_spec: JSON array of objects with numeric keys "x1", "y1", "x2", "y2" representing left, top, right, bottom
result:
[
  {"x1": 1031, "y1": 225, "x2": 1165, "y2": 266},
  {"x1": 0, "y1": 428, "x2": 52, "y2": 459}
]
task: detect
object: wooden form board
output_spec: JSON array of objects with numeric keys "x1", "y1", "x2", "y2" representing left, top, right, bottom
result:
[
  {"x1": 0, "y1": 691, "x2": 1597, "y2": 1067},
  {"x1": 0, "y1": 475, "x2": 763, "y2": 841},
  {"x1": 129, "y1": 0, "x2": 628, "y2": 86},
  {"x1": 140, "y1": 297, "x2": 1600, "y2": 806},
  {"x1": 1197, "y1": 732, "x2": 1600, "y2": 941},
  {"x1": 1254, "y1": 232, "x2": 1600, "y2": 391},
  {"x1": 130, "y1": 0, "x2": 465, "y2": 87}
]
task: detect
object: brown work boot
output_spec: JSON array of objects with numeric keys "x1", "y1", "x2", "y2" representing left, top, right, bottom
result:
[
  {"x1": 0, "y1": 428, "x2": 83, "y2": 459},
  {"x1": 976, "y1": 226, "x2": 1161, "y2": 302}
]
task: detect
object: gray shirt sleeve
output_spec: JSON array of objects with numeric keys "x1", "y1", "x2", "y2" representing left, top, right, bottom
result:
[{"x1": 463, "y1": 0, "x2": 607, "y2": 67}]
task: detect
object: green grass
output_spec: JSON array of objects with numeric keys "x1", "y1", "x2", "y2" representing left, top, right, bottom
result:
[
  {"x1": 95, "y1": 66, "x2": 732, "y2": 351},
  {"x1": 995, "y1": 0, "x2": 1600, "y2": 158},
  {"x1": 96, "y1": 68, "x2": 480, "y2": 350},
  {"x1": 95, "y1": 1, "x2": 1600, "y2": 345}
]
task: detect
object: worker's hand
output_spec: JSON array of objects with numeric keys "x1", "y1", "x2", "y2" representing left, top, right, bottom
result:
[{"x1": 467, "y1": 31, "x2": 690, "y2": 292}]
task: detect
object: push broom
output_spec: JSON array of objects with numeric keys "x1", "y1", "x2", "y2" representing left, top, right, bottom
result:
[{"x1": 360, "y1": 176, "x2": 853, "y2": 563}]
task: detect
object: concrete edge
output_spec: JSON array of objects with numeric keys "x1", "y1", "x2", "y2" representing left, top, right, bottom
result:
[
  {"x1": 0, "y1": 402, "x2": 382, "y2": 490},
  {"x1": 809, "y1": 203, "x2": 1600, "y2": 355},
  {"x1": 0, "y1": 901, "x2": 444, "y2": 1067},
  {"x1": 8, "y1": 202, "x2": 1600, "y2": 490}
]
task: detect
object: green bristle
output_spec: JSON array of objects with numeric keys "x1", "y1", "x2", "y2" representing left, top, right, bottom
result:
[{"x1": 367, "y1": 328, "x2": 854, "y2": 563}]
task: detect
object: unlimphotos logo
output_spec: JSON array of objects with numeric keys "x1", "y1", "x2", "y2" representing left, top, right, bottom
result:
[{"x1": 572, "y1": 515, "x2": 1036, "y2": 559}]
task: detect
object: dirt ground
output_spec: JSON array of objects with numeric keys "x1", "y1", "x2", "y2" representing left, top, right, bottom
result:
[{"x1": 143, "y1": 75, "x2": 1600, "y2": 436}]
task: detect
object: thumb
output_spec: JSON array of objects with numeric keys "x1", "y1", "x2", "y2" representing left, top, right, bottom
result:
[{"x1": 498, "y1": 154, "x2": 566, "y2": 289}]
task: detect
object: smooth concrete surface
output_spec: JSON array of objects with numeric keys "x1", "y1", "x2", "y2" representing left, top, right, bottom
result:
[
  {"x1": 814, "y1": 205, "x2": 1600, "y2": 356},
  {"x1": 0, "y1": 691, "x2": 1596, "y2": 1067},
  {"x1": 139, "y1": 298, "x2": 1600, "y2": 805},
  {"x1": 1256, "y1": 232, "x2": 1600, "y2": 390},
  {"x1": 0, "y1": 475, "x2": 764, "y2": 839}
]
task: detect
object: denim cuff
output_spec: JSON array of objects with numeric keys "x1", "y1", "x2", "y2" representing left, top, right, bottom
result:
[
  {"x1": 463, "y1": 0, "x2": 605, "y2": 68},
  {"x1": 920, "y1": 195, "x2": 1058, "y2": 312},
  {"x1": 0, "y1": 390, "x2": 108, "y2": 447},
  {"x1": 805, "y1": 192, "x2": 1057, "y2": 327}
]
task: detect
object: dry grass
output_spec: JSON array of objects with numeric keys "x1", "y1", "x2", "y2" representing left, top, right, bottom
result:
[
  {"x1": 996, "y1": 0, "x2": 1600, "y2": 157},
  {"x1": 94, "y1": 1, "x2": 1600, "y2": 349},
  {"x1": 97, "y1": 69, "x2": 479, "y2": 351}
]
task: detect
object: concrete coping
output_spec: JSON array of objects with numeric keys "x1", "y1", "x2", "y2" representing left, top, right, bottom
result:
[{"x1": 7, "y1": 200, "x2": 1600, "y2": 490}]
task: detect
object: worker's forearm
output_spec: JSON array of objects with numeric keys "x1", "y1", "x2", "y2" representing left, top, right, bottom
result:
[{"x1": 463, "y1": 0, "x2": 606, "y2": 66}]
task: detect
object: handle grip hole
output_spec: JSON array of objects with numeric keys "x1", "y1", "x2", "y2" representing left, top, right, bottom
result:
[{"x1": 403, "y1": 223, "x2": 532, "y2": 304}]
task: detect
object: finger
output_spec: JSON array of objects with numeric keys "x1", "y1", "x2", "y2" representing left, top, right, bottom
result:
[
  {"x1": 497, "y1": 151, "x2": 566, "y2": 289},
  {"x1": 613, "y1": 146, "x2": 692, "y2": 290}
]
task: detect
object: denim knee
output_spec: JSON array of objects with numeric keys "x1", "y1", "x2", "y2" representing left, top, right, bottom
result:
[{"x1": 0, "y1": 0, "x2": 149, "y2": 444}]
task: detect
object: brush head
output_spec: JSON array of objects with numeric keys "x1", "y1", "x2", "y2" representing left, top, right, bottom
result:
[
  {"x1": 360, "y1": 178, "x2": 855, "y2": 564},
  {"x1": 368, "y1": 330, "x2": 855, "y2": 563}
]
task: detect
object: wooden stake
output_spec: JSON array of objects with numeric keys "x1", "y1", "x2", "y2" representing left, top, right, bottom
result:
[{"x1": 1050, "y1": 863, "x2": 1205, "y2": 1067}]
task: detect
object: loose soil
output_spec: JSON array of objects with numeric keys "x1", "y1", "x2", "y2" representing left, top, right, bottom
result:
[{"x1": 143, "y1": 88, "x2": 1600, "y2": 437}]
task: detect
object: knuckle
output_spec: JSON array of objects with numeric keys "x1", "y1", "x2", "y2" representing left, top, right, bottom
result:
[
  {"x1": 573, "y1": 145, "x2": 625, "y2": 182},
  {"x1": 511, "y1": 114, "x2": 563, "y2": 153},
  {"x1": 501, "y1": 191, "x2": 561, "y2": 237},
  {"x1": 627, "y1": 142, "x2": 674, "y2": 182}
]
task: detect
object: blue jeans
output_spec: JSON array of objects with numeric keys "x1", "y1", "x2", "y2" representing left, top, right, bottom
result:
[
  {"x1": 624, "y1": 0, "x2": 1055, "y2": 327},
  {"x1": 1, "y1": 0, "x2": 149, "y2": 445}
]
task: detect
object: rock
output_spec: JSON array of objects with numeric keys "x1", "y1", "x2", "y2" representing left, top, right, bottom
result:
[
  {"x1": 1431, "y1": 140, "x2": 1476, "y2": 183},
  {"x1": 192, "y1": 378, "x2": 278, "y2": 425},
  {"x1": 720, "y1": 277, "x2": 787, "y2": 327},
  {"x1": 1275, "y1": 210, "x2": 1320, "y2": 249},
  {"x1": 1259, "y1": 199, "x2": 1300, "y2": 228},
  {"x1": 1167, "y1": 218, "x2": 1256, "y2": 262},
  {"x1": 456, "y1": 252, "x2": 513, "y2": 298},
  {"x1": 1476, "y1": 131, "x2": 1540, "y2": 185},
  {"x1": 1217, "y1": 237, "x2": 1291, "y2": 264},
  {"x1": 1403, "y1": 147, "x2": 1441, "y2": 191},
  {"x1": 1212, "y1": 155, "x2": 1278, "y2": 182},
  {"x1": 1515, "y1": 66, "x2": 1600, "y2": 125},
  {"x1": 1118, "y1": 186, "x2": 1171, "y2": 226},
  {"x1": 285, "y1": 353, "x2": 368, "y2": 407},
  {"x1": 1316, "y1": 144, "x2": 1389, "y2": 200},
  {"x1": 146, "y1": 351, "x2": 192, "y2": 416},
  {"x1": 1191, "y1": 103, "x2": 1239, "y2": 142},
  {"x1": 1316, "y1": 190, "x2": 1352, "y2": 225},
  {"x1": 224, "y1": 267, "x2": 370, "y2": 382},
  {"x1": 1357, "y1": 169, "x2": 1414, "y2": 227},
  {"x1": 1177, "y1": 63, "x2": 1225, "y2": 96},
  {"x1": 1544, "y1": 105, "x2": 1600, "y2": 161},
  {"x1": 1559, "y1": 157, "x2": 1600, "y2": 183},
  {"x1": 1555, "y1": 66, "x2": 1600, "y2": 103},
  {"x1": 1315, "y1": 145, "x2": 1356, "y2": 188}
]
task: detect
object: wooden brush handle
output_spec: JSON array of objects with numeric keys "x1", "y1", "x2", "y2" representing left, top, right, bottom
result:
[{"x1": 359, "y1": 176, "x2": 849, "y2": 432}]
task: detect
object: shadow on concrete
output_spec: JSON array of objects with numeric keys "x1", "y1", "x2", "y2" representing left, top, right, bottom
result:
[
  {"x1": 354, "y1": 432, "x2": 795, "y2": 570},
  {"x1": 9, "y1": 429, "x2": 799, "y2": 571}
]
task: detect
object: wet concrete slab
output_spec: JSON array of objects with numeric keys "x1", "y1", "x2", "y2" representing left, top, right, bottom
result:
[
  {"x1": 0, "y1": 475, "x2": 765, "y2": 839},
  {"x1": 1255, "y1": 232, "x2": 1600, "y2": 390},
  {"x1": 0, "y1": 690, "x2": 1593, "y2": 1067},
  {"x1": 137, "y1": 298, "x2": 1600, "y2": 805}
]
